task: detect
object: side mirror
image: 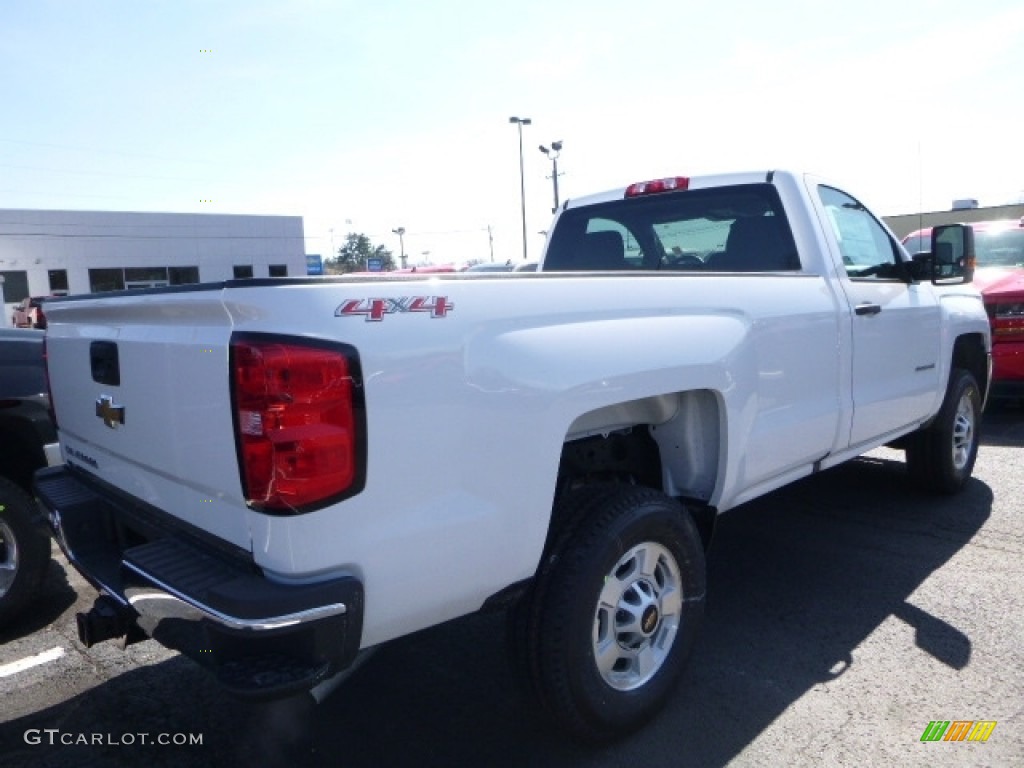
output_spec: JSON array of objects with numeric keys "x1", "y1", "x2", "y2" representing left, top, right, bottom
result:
[
  {"x1": 908, "y1": 251, "x2": 933, "y2": 282},
  {"x1": 930, "y1": 224, "x2": 975, "y2": 285}
]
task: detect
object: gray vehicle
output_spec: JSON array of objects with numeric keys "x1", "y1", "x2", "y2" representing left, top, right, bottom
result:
[
  {"x1": 466, "y1": 261, "x2": 515, "y2": 272},
  {"x1": 0, "y1": 328, "x2": 58, "y2": 624}
]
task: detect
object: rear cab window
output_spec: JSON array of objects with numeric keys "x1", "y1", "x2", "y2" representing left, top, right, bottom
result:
[{"x1": 543, "y1": 183, "x2": 801, "y2": 272}]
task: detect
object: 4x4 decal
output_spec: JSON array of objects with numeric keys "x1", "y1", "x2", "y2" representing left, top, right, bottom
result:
[{"x1": 335, "y1": 296, "x2": 454, "y2": 321}]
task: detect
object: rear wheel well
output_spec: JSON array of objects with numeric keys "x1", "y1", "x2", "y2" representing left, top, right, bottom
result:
[
  {"x1": 552, "y1": 389, "x2": 722, "y2": 552},
  {"x1": 952, "y1": 333, "x2": 988, "y2": 403},
  {"x1": 556, "y1": 428, "x2": 663, "y2": 496}
]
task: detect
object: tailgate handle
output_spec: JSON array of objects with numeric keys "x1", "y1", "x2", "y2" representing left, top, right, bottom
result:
[{"x1": 90, "y1": 341, "x2": 121, "y2": 386}]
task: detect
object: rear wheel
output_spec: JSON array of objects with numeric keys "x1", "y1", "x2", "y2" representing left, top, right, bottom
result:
[
  {"x1": 0, "y1": 476, "x2": 51, "y2": 624},
  {"x1": 513, "y1": 485, "x2": 706, "y2": 741},
  {"x1": 905, "y1": 368, "x2": 982, "y2": 494}
]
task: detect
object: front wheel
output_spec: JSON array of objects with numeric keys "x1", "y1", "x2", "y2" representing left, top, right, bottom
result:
[
  {"x1": 518, "y1": 486, "x2": 706, "y2": 741},
  {"x1": 0, "y1": 476, "x2": 52, "y2": 624},
  {"x1": 905, "y1": 368, "x2": 982, "y2": 494}
]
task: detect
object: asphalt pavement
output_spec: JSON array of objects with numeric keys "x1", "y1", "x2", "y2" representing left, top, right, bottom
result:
[{"x1": 1, "y1": 404, "x2": 1022, "y2": 767}]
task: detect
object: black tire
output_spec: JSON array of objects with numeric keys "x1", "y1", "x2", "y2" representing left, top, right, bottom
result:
[
  {"x1": 515, "y1": 485, "x2": 706, "y2": 741},
  {"x1": 0, "y1": 475, "x2": 51, "y2": 625},
  {"x1": 905, "y1": 368, "x2": 982, "y2": 494},
  {"x1": 507, "y1": 484, "x2": 612, "y2": 682}
]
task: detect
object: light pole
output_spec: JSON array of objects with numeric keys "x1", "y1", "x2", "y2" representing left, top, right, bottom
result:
[
  {"x1": 392, "y1": 227, "x2": 406, "y2": 268},
  {"x1": 539, "y1": 140, "x2": 563, "y2": 213},
  {"x1": 509, "y1": 116, "x2": 532, "y2": 261}
]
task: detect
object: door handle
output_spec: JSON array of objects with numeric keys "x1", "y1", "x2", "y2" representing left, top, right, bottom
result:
[{"x1": 855, "y1": 303, "x2": 882, "y2": 316}]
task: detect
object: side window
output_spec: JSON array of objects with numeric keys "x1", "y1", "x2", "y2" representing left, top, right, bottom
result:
[{"x1": 818, "y1": 185, "x2": 903, "y2": 279}]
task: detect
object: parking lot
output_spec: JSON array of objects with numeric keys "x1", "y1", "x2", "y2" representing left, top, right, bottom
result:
[{"x1": 1, "y1": 405, "x2": 1022, "y2": 768}]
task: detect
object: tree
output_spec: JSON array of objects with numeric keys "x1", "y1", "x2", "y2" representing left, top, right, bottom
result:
[{"x1": 326, "y1": 232, "x2": 397, "y2": 274}]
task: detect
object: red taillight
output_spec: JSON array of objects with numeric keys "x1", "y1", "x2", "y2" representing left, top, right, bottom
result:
[
  {"x1": 624, "y1": 177, "x2": 690, "y2": 197},
  {"x1": 231, "y1": 334, "x2": 365, "y2": 513}
]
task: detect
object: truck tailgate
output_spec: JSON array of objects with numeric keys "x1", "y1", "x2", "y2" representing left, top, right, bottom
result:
[{"x1": 44, "y1": 287, "x2": 250, "y2": 549}]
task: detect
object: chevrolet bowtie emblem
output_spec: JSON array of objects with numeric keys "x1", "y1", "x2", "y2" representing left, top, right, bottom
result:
[{"x1": 95, "y1": 395, "x2": 126, "y2": 429}]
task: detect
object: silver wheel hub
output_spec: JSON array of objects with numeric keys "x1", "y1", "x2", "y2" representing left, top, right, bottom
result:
[
  {"x1": 592, "y1": 541, "x2": 683, "y2": 691},
  {"x1": 952, "y1": 390, "x2": 976, "y2": 471},
  {"x1": 0, "y1": 518, "x2": 20, "y2": 598}
]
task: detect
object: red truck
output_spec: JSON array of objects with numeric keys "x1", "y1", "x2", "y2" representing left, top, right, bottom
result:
[
  {"x1": 904, "y1": 218, "x2": 1024, "y2": 400},
  {"x1": 12, "y1": 296, "x2": 49, "y2": 330}
]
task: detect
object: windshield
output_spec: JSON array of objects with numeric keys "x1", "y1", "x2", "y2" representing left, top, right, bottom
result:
[
  {"x1": 905, "y1": 226, "x2": 1024, "y2": 268},
  {"x1": 977, "y1": 228, "x2": 1024, "y2": 267}
]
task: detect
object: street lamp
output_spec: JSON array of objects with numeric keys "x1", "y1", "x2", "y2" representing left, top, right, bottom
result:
[
  {"x1": 539, "y1": 140, "x2": 563, "y2": 213},
  {"x1": 509, "y1": 116, "x2": 532, "y2": 261},
  {"x1": 392, "y1": 227, "x2": 406, "y2": 268}
]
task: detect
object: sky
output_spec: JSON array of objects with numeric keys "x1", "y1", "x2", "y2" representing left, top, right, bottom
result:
[{"x1": 2, "y1": 0, "x2": 1023, "y2": 266}]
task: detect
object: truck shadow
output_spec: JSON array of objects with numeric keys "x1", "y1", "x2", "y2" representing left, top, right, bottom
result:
[{"x1": 0, "y1": 456, "x2": 992, "y2": 768}]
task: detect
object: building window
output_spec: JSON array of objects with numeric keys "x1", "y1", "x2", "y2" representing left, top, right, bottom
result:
[
  {"x1": 233, "y1": 265, "x2": 254, "y2": 279},
  {"x1": 48, "y1": 269, "x2": 69, "y2": 295},
  {"x1": 89, "y1": 269, "x2": 126, "y2": 293},
  {"x1": 168, "y1": 266, "x2": 199, "y2": 285},
  {"x1": 86, "y1": 266, "x2": 200, "y2": 293},
  {"x1": 0, "y1": 271, "x2": 30, "y2": 303},
  {"x1": 124, "y1": 271, "x2": 167, "y2": 289},
  {"x1": 125, "y1": 267, "x2": 168, "y2": 284},
  {"x1": 268, "y1": 264, "x2": 288, "y2": 277}
]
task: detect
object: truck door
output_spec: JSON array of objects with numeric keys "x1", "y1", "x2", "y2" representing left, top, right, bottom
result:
[{"x1": 814, "y1": 185, "x2": 942, "y2": 448}]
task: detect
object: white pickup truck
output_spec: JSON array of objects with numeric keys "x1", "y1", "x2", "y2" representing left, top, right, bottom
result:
[{"x1": 35, "y1": 170, "x2": 990, "y2": 740}]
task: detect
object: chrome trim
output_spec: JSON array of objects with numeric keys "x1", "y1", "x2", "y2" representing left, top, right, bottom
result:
[
  {"x1": 43, "y1": 441, "x2": 63, "y2": 468},
  {"x1": 49, "y1": 504, "x2": 348, "y2": 633},
  {"x1": 122, "y1": 560, "x2": 348, "y2": 631}
]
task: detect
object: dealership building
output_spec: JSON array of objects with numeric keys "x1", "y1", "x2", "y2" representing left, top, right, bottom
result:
[
  {"x1": 1, "y1": 209, "x2": 307, "y2": 325},
  {"x1": 884, "y1": 202, "x2": 1024, "y2": 240}
]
